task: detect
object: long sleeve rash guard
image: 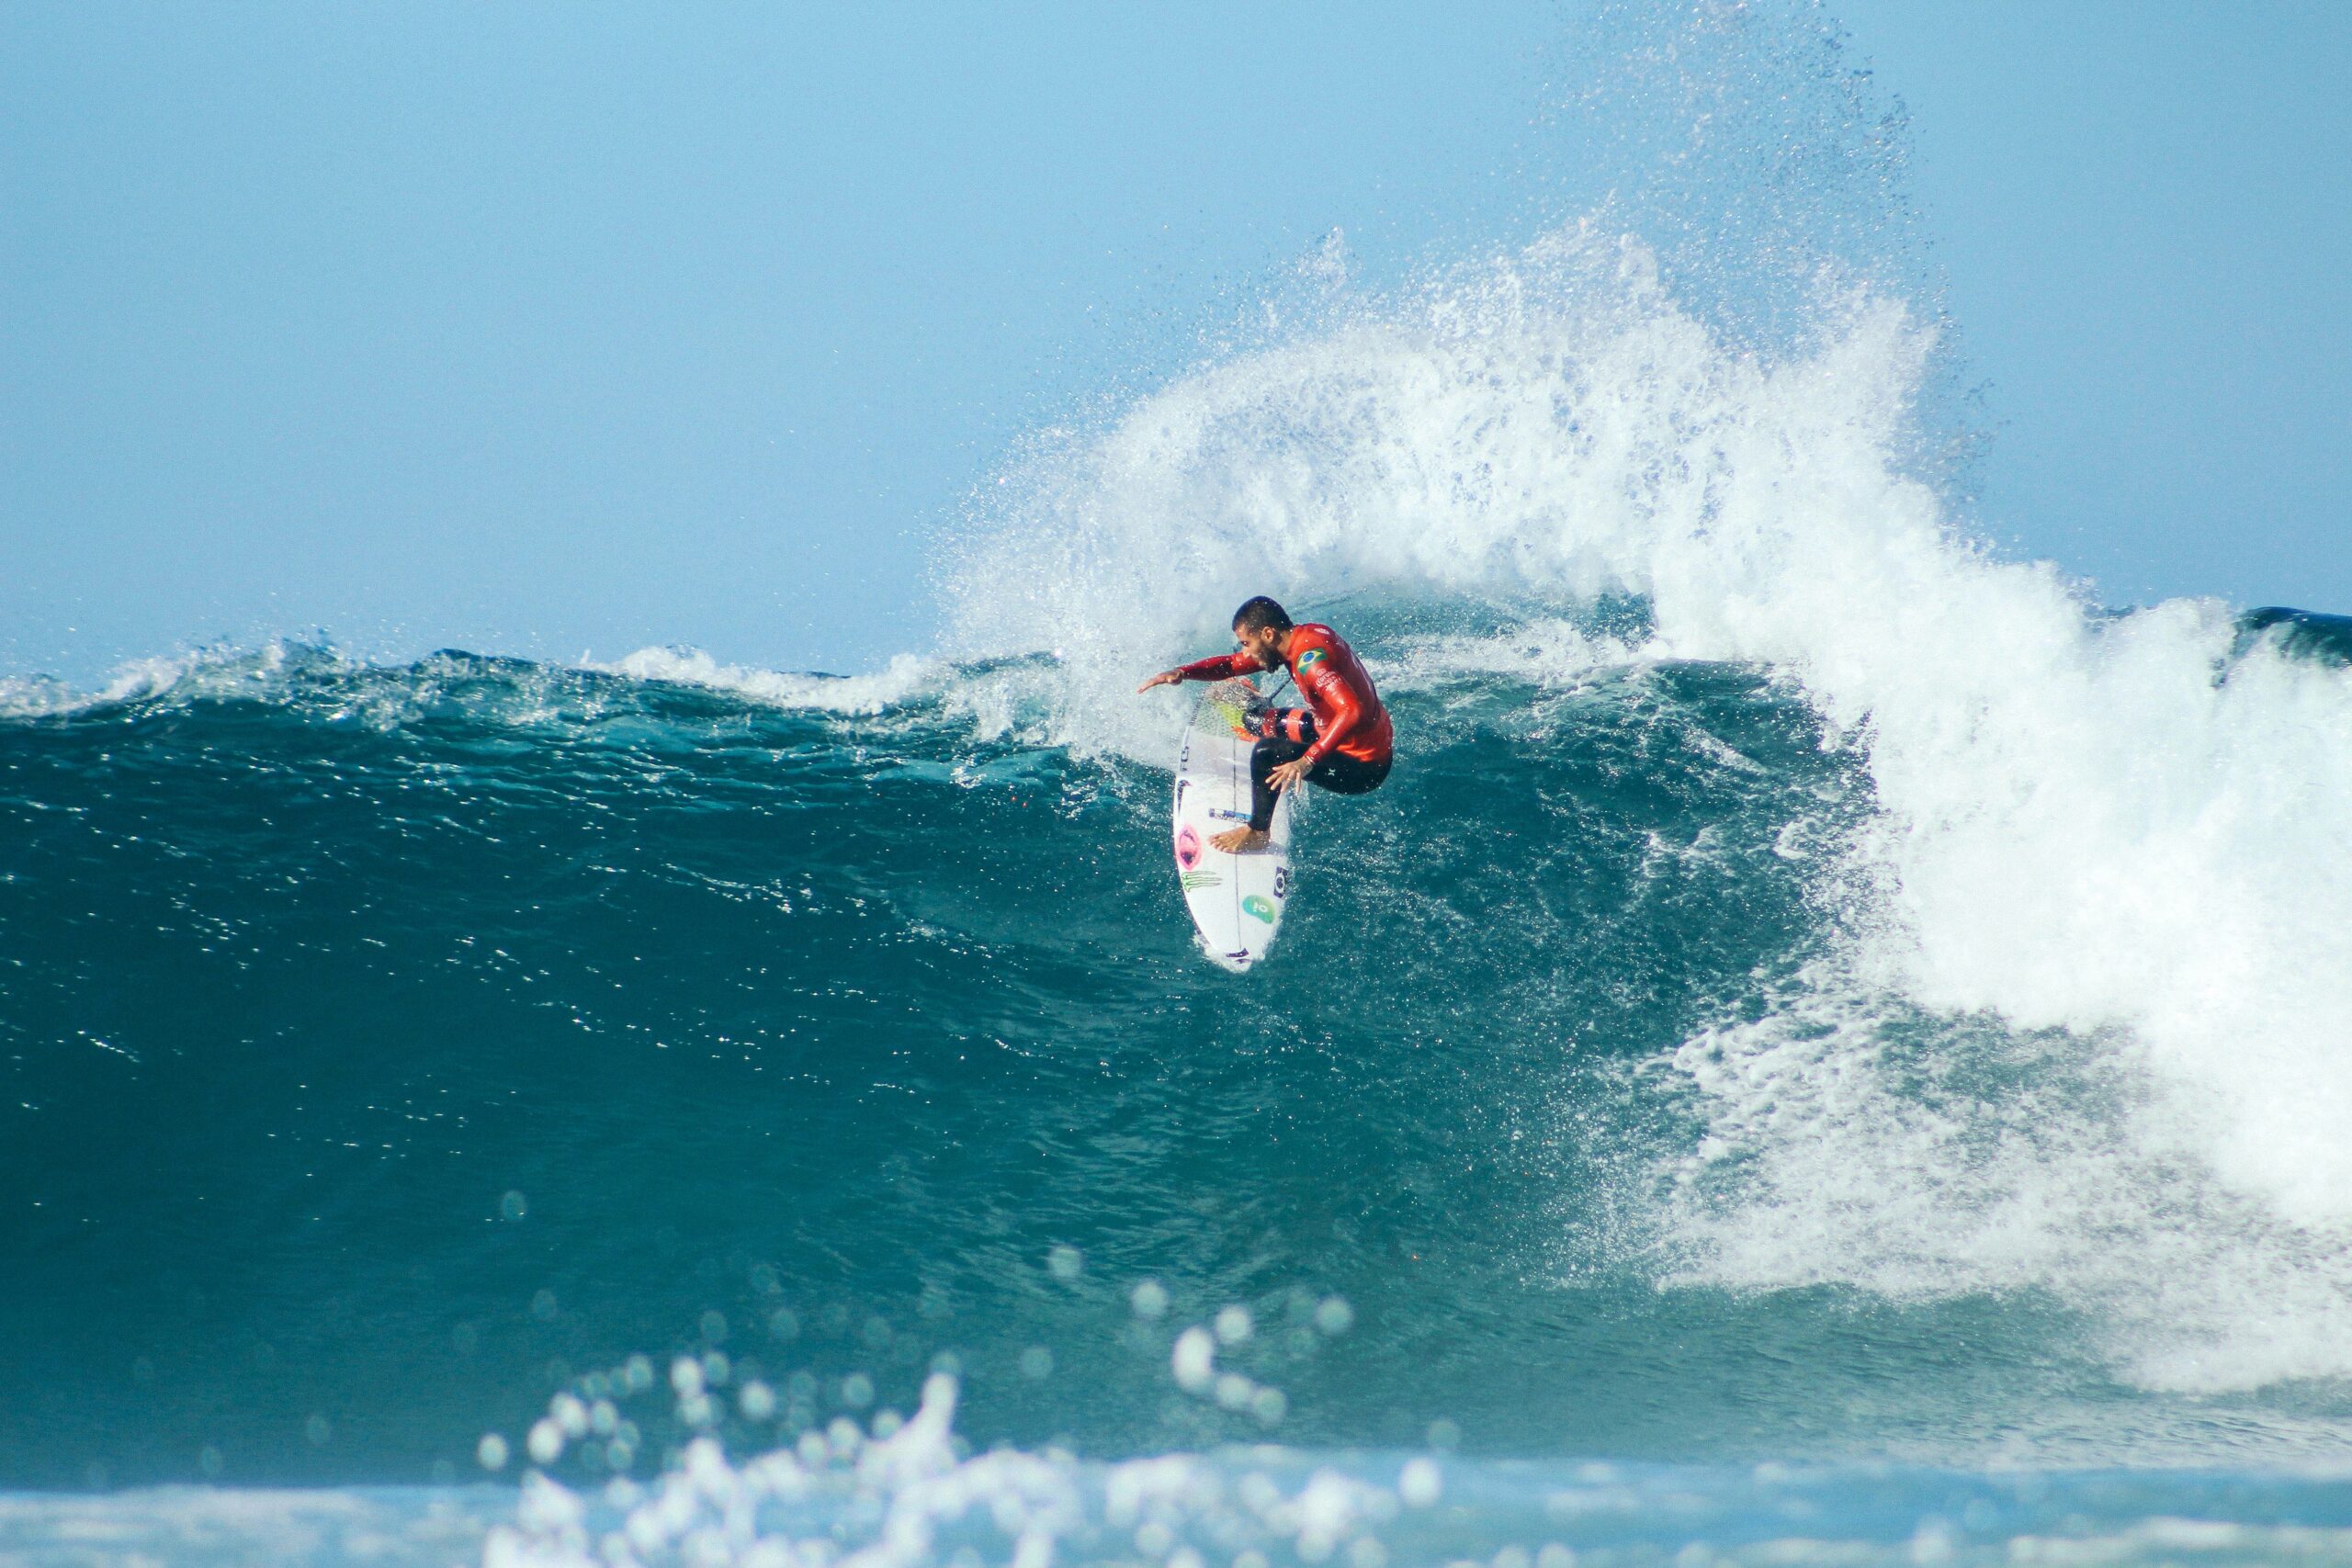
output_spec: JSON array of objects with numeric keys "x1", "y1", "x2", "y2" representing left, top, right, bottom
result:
[{"x1": 1175, "y1": 623, "x2": 1394, "y2": 766}]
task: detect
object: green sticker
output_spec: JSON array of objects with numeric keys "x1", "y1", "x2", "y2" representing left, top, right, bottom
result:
[
  {"x1": 1242, "y1": 895, "x2": 1276, "y2": 924},
  {"x1": 1179, "y1": 869, "x2": 1224, "y2": 891}
]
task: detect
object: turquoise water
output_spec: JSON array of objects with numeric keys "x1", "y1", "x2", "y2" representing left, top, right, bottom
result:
[
  {"x1": 2, "y1": 641, "x2": 1877, "y2": 1481},
  {"x1": 6, "y1": 613, "x2": 2352, "y2": 1562}
]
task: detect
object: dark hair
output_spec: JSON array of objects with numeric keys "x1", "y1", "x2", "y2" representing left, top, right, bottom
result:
[{"x1": 1231, "y1": 596, "x2": 1293, "y2": 635}]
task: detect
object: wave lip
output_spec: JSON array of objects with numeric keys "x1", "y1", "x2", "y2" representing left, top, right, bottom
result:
[
  {"x1": 0, "y1": 641, "x2": 948, "y2": 733},
  {"x1": 589, "y1": 648, "x2": 943, "y2": 716},
  {"x1": 0, "y1": 649, "x2": 228, "y2": 719},
  {"x1": 2235, "y1": 605, "x2": 2352, "y2": 668}
]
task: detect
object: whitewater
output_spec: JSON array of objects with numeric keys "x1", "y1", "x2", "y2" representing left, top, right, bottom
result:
[{"x1": 10, "y1": 13, "x2": 2352, "y2": 1568}]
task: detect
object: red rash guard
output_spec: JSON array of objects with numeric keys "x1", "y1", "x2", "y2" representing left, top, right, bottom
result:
[{"x1": 1176, "y1": 624, "x2": 1394, "y2": 766}]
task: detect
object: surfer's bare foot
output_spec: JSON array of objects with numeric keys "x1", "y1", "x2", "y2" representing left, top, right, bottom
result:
[{"x1": 1209, "y1": 827, "x2": 1270, "y2": 853}]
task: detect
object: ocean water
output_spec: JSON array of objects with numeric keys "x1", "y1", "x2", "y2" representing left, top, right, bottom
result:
[
  {"x1": 12, "y1": 6, "x2": 2352, "y2": 1563},
  {"x1": 9, "y1": 607, "x2": 2352, "y2": 1561}
]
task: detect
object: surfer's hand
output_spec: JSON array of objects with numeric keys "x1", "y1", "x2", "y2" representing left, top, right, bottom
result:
[
  {"x1": 1268, "y1": 756, "x2": 1314, "y2": 794},
  {"x1": 1137, "y1": 670, "x2": 1183, "y2": 693}
]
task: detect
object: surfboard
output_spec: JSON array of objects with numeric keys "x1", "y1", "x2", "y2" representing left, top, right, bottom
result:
[{"x1": 1172, "y1": 677, "x2": 1294, "y2": 972}]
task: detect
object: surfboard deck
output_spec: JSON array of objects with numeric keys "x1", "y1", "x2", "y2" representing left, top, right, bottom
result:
[{"x1": 1172, "y1": 677, "x2": 1294, "y2": 972}]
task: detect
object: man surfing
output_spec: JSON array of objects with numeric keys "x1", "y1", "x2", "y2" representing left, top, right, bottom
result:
[{"x1": 1138, "y1": 596, "x2": 1394, "y2": 852}]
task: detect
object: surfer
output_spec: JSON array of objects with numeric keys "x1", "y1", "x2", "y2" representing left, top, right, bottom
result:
[{"x1": 1137, "y1": 597, "x2": 1394, "y2": 852}]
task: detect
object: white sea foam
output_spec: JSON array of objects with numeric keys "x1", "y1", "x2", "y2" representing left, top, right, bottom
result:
[
  {"x1": 0, "y1": 641, "x2": 943, "y2": 727},
  {"x1": 940, "y1": 221, "x2": 2352, "y2": 1391},
  {"x1": 594, "y1": 648, "x2": 941, "y2": 716},
  {"x1": 472, "y1": 1371, "x2": 1442, "y2": 1568},
  {"x1": 0, "y1": 1483, "x2": 494, "y2": 1564},
  {"x1": 0, "y1": 647, "x2": 270, "y2": 719}
]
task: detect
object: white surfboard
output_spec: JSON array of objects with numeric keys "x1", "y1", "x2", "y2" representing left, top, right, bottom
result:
[{"x1": 1172, "y1": 677, "x2": 1294, "y2": 972}]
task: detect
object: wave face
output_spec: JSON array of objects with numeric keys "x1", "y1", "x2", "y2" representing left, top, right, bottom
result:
[{"x1": 6, "y1": 592, "x2": 2352, "y2": 1500}]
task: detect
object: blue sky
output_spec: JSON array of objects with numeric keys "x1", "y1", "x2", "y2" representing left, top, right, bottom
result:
[
  {"x1": 6, "y1": 3, "x2": 2347, "y2": 682},
  {"x1": 1848, "y1": 2, "x2": 2352, "y2": 612}
]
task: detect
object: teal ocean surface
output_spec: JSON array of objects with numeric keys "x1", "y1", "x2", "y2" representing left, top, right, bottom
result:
[{"x1": 6, "y1": 593, "x2": 2352, "y2": 1565}]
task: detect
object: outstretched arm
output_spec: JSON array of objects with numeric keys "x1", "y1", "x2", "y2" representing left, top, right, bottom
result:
[{"x1": 1136, "y1": 650, "x2": 1266, "y2": 693}]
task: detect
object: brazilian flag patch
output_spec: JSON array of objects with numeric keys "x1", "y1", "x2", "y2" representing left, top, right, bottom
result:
[{"x1": 1295, "y1": 649, "x2": 1327, "y2": 670}]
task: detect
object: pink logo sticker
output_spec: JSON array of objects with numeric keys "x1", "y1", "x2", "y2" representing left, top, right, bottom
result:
[{"x1": 1175, "y1": 825, "x2": 1202, "y2": 869}]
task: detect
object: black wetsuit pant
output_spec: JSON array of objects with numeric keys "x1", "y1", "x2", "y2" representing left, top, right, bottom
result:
[{"x1": 1248, "y1": 710, "x2": 1391, "y2": 830}]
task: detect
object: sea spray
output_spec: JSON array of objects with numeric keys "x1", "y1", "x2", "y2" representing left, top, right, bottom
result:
[{"x1": 938, "y1": 216, "x2": 2352, "y2": 1393}]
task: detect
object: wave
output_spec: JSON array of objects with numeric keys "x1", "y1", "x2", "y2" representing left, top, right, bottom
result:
[
  {"x1": 10, "y1": 237, "x2": 2352, "y2": 1452},
  {"x1": 7, "y1": 5, "x2": 2352, "y2": 1506},
  {"x1": 932, "y1": 213, "x2": 2352, "y2": 1393}
]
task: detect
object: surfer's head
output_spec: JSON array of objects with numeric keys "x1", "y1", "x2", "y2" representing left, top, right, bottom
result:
[
  {"x1": 1232, "y1": 597, "x2": 1292, "y2": 636},
  {"x1": 1232, "y1": 596, "x2": 1294, "y2": 664}
]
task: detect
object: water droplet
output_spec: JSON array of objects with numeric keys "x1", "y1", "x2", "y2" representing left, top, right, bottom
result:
[{"x1": 1171, "y1": 1326, "x2": 1216, "y2": 1392}]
